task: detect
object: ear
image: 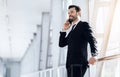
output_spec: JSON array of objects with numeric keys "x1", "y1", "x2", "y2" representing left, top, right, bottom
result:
[{"x1": 77, "y1": 11, "x2": 81, "y2": 17}]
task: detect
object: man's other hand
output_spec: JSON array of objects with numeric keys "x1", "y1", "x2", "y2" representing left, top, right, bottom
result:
[{"x1": 88, "y1": 57, "x2": 97, "y2": 65}]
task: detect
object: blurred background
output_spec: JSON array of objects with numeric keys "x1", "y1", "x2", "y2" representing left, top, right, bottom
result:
[{"x1": 0, "y1": 0, "x2": 120, "y2": 77}]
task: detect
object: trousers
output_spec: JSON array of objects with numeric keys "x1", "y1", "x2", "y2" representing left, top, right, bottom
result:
[{"x1": 66, "y1": 64, "x2": 87, "y2": 77}]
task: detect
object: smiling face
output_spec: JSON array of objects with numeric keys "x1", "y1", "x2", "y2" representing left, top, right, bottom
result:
[
  {"x1": 68, "y1": 7, "x2": 77, "y2": 21},
  {"x1": 68, "y1": 7, "x2": 80, "y2": 22}
]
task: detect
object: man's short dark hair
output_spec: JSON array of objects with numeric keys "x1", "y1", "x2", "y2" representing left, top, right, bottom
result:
[{"x1": 68, "y1": 5, "x2": 81, "y2": 12}]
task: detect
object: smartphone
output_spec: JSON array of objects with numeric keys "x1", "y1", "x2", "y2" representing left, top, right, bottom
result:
[{"x1": 68, "y1": 19, "x2": 73, "y2": 24}]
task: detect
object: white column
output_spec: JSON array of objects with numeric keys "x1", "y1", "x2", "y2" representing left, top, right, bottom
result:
[
  {"x1": 40, "y1": 12, "x2": 50, "y2": 70},
  {"x1": 50, "y1": 0, "x2": 63, "y2": 68},
  {"x1": 0, "y1": 60, "x2": 5, "y2": 77},
  {"x1": 5, "y1": 62, "x2": 20, "y2": 77}
]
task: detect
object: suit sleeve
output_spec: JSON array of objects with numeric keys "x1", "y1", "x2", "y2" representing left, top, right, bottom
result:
[
  {"x1": 59, "y1": 32, "x2": 68, "y2": 47},
  {"x1": 83, "y1": 22, "x2": 98, "y2": 57}
]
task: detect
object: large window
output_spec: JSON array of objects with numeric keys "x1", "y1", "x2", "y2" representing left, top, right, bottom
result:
[{"x1": 89, "y1": 0, "x2": 120, "y2": 77}]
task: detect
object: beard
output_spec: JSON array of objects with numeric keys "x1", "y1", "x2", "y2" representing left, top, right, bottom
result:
[
  {"x1": 68, "y1": 19, "x2": 73, "y2": 24},
  {"x1": 69, "y1": 15, "x2": 77, "y2": 22}
]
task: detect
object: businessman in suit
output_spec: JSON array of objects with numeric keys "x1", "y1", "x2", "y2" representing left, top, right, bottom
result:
[{"x1": 59, "y1": 5, "x2": 98, "y2": 77}]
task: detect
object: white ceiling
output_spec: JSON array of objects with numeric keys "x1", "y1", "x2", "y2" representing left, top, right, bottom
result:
[{"x1": 0, "y1": 0, "x2": 51, "y2": 61}]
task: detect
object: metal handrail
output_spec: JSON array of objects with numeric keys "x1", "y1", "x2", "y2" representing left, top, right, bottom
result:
[
  {"x1": 97, "y1": 54, "x2": 120, "y2": 62},
  {"x1": 21, "y1": 54, "x2": 120, "y2": 76}
]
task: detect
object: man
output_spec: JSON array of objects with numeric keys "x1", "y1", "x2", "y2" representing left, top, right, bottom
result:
[{"x1": 59, "y1": 5, "x2": 97, "y2": 77}]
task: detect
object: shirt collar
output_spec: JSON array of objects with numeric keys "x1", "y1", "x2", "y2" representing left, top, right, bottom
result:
[{"x1": 72, "y1": 18, "x2": 80, "y2": 26}]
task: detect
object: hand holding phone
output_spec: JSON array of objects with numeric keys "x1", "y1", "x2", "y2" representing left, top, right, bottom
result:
[{"x1": 62, "y1": 19, "x2": 73, "y2": 31}]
